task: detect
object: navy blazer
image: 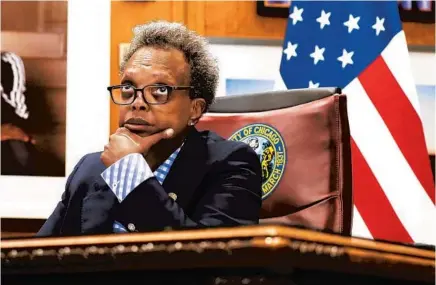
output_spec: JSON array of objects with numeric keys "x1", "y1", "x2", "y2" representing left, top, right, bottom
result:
[{"x1": 37, "y1": 129, "x2": 262, "y2": 236}]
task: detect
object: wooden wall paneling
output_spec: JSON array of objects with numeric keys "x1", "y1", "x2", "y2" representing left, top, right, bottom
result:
[
  {"x1": 43, "y1": 1, "x2": 68, "y2": 23},
  {"x1": 44, "y1": 22, "x2": 68, "y2": 35},
  {"x1": 171, "y1": 1, "x2": 187, "y2": 24},
  {"x1": 22, "y1": 58, "x2": 67, "y2": 88},
  {"x1": 0, "y1": 1, "x2": 40, "y2": 32},
  {"x1": 185, "y1": 1, "x2": 205, "y2": 35},
  {"x1": 43, "y1": 22, "x2": 68, "y2": 55},
  {"x1": 1, "y1": 31, "x2": 65, "y2": 58},
  {"x1": 43, "y1": 1, "x2": 68, "y2": 54},
  {"x1": 203, "y1": 1, "x2": 287, "y2": 39},
  {"x1": 37, "y1": 1, "x2": 46, "y2": 32},
  {"x1": 403, "y1": 22, "x2": 435, "y2": 47},
  {"x1": 1, "y1": 1, "x2": 67, "y2": 34}
]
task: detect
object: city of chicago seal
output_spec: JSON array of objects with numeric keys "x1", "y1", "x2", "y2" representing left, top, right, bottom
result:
[{"x1": 229, "y1": 123, "x2": 286, "y2": 200}]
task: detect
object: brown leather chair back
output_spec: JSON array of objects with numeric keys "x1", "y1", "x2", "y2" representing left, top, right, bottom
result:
[{"x1": 196, "y1": 88, "x2": 353, "y2": 235}]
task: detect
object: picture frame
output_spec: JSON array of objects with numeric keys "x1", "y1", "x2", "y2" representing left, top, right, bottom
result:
[
  {"x1": 0, "y1": 0, "x2": 111, "y2": 222},
  {"x1": 398, "y1": 1, "x2": 435, "y2": 23},
  {"x1": 256, "y1": 0, "x2": 290, "y2": 18}
]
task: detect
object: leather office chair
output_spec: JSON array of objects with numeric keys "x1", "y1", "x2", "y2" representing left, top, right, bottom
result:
[{"x1": 196, "y1": 87, "x2": 353, "y2": 235}]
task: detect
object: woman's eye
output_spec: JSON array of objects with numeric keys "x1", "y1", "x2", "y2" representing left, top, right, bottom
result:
[
  {"x1": 121, "y1": 85, "x2": 134, "y2": 92},
  {"x1": 153, "y1": 86, "x2": 169, "y2": 96}
]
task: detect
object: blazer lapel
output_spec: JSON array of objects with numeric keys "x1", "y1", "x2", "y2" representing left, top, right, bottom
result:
[
  {"x1": 163, "y1": 128, "x2": 209, "y2": 211},
  {"x1": 81, "y1": 159, "x2": 118, "y2": 234}
]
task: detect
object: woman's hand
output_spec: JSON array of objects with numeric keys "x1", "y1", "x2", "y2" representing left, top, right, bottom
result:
[{"x1": 100, "y1": 127, "x2": 174, "y2": 167}]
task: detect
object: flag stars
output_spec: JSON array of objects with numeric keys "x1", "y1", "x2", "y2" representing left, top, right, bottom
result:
[
  {"x1": 372, "y1": 17, "x2": 386, "y2": 36},
  {"x1": 343, "y1": 14, "x2": 360, "y2": 33},
  {"x1": 289, "y1": 6, "x2": 304, "y2": 25},
  {"x1": 316, "y1": 10, "x2": 331, "y2": 29},
  {"x1": 337, "y1": 49, "x2": 354, "y2": 68},
  {"x1": 283, "y1": 41, "x2": 298, "y2": 60},
  {"x1": 310, "y1": 45, "x2": 325, "y2": 65},
  {"x1": 308, "y1": 81, "x2": 319, "y2": 88}
]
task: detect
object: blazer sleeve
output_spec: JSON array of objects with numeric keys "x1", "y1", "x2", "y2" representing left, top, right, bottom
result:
[
  {"x1": 35, "y1": 155, "x2": 87, "y2": 237},
  {"x1": 115, "y1": 144, "x2": 262, "y2": 232}
]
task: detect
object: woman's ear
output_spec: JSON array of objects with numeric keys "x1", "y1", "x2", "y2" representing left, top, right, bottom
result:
[{"x1": 190, "y1": 98, "x2": 206, "y2": 124}]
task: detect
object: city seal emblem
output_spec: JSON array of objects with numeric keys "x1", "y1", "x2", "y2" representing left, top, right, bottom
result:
[{"x1": 229, "y1": 123, "x2": 286, "y2": 200}]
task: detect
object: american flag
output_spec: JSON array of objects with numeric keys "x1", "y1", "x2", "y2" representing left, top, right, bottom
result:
[{"x1": 279, "y1": 1, "x2": 435, "y2": 244}]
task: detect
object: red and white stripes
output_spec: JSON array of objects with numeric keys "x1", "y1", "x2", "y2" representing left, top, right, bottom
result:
[{"x1": 345, "y1": 31, "x2": 435, "y2": 245}]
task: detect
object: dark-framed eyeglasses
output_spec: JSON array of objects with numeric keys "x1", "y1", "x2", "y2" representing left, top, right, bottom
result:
[{"x1": 107, "y1": 84, "x2": 193, "y2": 105}]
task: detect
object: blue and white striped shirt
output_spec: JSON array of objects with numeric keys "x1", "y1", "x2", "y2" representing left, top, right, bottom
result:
[{"x1": 101, "y1": 148, "x2": 181, "y2": 233}]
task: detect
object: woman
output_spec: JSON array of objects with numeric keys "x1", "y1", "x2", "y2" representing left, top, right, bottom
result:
[{"x1": 37, "y1": 21, "x2": 262, "y2": 236}]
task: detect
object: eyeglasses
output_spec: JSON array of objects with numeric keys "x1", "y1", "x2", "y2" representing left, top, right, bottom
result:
[{"x1": 107, "y1": 84, "x2": 193, "y2": 105}]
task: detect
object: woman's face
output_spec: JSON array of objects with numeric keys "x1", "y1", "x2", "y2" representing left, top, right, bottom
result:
[{"x1": 118, "y1": 46, "x2": 204, "y2": 138}]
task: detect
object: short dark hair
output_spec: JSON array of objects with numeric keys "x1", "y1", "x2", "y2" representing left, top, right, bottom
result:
[{"x1": 121, "y1": 21, "x2": 219, "y2": 112}]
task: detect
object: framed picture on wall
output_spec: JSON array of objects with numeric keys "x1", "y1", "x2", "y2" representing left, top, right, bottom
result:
[
  {"x1": 0, "y1": 0, "x2": 111, "y2": 230},
  {"x1": 398, "y1": 1, "x2": 435, "y2": 23},
  {"x1": 263, "y1": 0, "x2": 291, "y2": 8},
  {"x1": 256, "y1": 0, "x2": 290, "y2": 18},
  {"x1": 1, "y1": 1, "x2": 69, "y2": 227}
]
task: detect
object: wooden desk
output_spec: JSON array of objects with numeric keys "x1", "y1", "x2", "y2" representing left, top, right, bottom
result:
[{"x1": 2, "y1": 225, "x2": 434, "y2": 284}]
